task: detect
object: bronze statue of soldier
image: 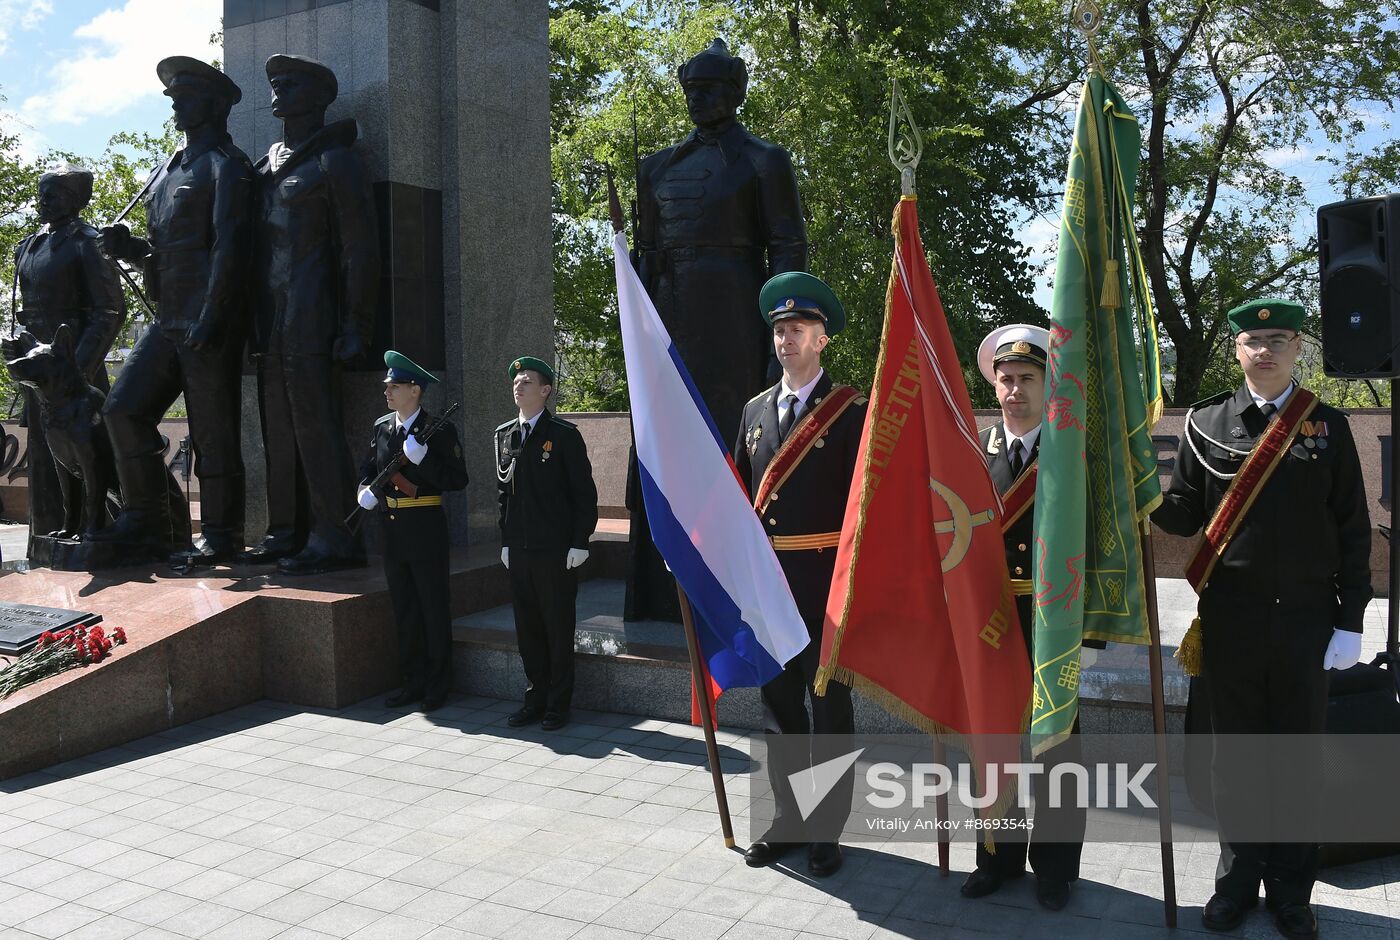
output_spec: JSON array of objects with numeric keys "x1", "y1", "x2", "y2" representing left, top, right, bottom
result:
[
  {"x1": 94, "y1": 56, "x2": 254, "y2": 563},
  {"x1": 238, "y1": 54, "x2": 379, "y2": 575},
  {"x1": 3, "y1": 164, "x2": 124, "y2": 553},
  {"x1": 626, "y1": 38, "x2": 809, "y2": 621}
]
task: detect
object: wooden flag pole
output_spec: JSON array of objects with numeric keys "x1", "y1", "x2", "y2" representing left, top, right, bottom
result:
[
  {"x1": 677, "y1": 585, "x2": 736, "y2": 848},
  {"x1": 1141, "y1": 520, "x2": 1178, "y2": 926},
  {"x1": 932, "y1": 739, "x2": 951, "y2": 875}
]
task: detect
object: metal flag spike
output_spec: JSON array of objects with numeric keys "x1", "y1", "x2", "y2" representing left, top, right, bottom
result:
[{"x1": 887, "y1": 78, "x2": 923, "y2": 197}]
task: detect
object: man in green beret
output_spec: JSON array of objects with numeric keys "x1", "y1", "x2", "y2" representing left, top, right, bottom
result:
[
  {"x1": 496, "y1": 357, "x2": 598, "y2": 731},
  {"x1": 358, "y1": 351, "x2": 467, "y2": 712},
  {"x1": 734, "y1": 271, "x2": 865, "y2": 878},
  {"x1": 1152, "y1": 298, "x2": 1371, "y2": 938}
]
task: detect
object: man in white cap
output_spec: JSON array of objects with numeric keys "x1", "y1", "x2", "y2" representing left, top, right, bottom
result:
[{"x1": 961, "y1": 324, "x2": 1088, "y2": 911}]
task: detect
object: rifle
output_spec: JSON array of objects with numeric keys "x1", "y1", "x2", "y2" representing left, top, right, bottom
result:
[{"x1": 345, "y1": 401, "x2": 460, "y2": 532}]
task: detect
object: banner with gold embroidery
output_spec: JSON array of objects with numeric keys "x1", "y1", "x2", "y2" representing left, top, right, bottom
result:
[{"x1": 1031, "y1": 71, "x2": 1164, "y2": 755}]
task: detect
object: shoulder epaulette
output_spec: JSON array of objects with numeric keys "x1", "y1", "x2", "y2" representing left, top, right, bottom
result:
[
  {"x1": 548, "y1": 415, "x2": 578, "y2": 429},
  {"x1": 375, "y1": 412, "x2": 395, "y2": 426},
  {"x1": 493, "y1": 417, "x2": 517, "y2": 433},
  {"x1": 746, "y1": 384, "x2": 779, "y2": 408},
  {"x1": 1187, "y1": 389, "x2": 1232, "y2": 411}
]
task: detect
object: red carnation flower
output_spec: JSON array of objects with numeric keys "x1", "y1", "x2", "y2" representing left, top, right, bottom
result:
[{"x1": 112, "y1": 628, "x2": 127, "y2": 644}]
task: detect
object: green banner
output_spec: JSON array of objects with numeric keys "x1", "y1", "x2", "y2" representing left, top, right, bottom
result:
[{"x1": 1031, "y1": 72, "x2": 1163, "y2": 754}]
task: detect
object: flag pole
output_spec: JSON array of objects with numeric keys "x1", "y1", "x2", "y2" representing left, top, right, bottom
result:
[
  {"x1": 1141, "y1": 521, "x2": 1179, "y2": 926},
  {"x1": 606, "y1": 164, "x2": 734, "y2": 848},
  {"x1": 676, "y1": 585, "x2": 736, "y2": 848},
  {"x1": 932, "y1": 739, "x2": 951, "y2": 875}
]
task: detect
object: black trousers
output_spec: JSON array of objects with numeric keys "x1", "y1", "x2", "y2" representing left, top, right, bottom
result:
[
  {"x1": 761, "y1": 551, "x2": 855, "y2": 843},
  {"x1": 257, "y1": 352, "x2": 360, "y2": 559},
  {"x1": 976, "y1": 594, "x2": 1086, "y2": 881},
  {"x1": 509, "y1": 548, "x2": 578, "y2": 714},
  {"x1": 383, "y1": 516, "x2": 453, "y2": 699},
  {"x1": 104, "y1": 327, "x2": 242, "y2": 547},
  {"x1": 1201, "y1": 588, "x2": 1331, "y2": 905}
]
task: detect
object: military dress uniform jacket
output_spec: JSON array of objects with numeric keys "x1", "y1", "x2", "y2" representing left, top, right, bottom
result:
[
  {"x1": 359, "y1": 410, "x2": 468, "y2": 560},
  {"x1": 13, "y1": 218, "x2": 124, "y2": 387},
  {"x1": 733, "y1": 373, "x2": 866, "y2": 628},
  {"x1": 1151, "y1": 384, "x2": 1373, "y2": 630},
  {"x1": 496, "y1": 411, "x2": 598, "y2": 552},
  {"x1": 251, "y1": 120, "x2": 379, "y2": 357},
  {"x1": 135, "y1": 135, "x2": 255, "y2": 334}
]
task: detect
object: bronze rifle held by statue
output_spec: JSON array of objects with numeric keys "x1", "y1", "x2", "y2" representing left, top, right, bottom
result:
[{"x1": 345, "y1": 401, "x2": 461, "y2": 532}]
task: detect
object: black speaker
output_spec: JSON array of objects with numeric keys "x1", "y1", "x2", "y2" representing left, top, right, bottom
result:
[{"x1": 1317, "y1": 195, "x2": 1400, "y2": 378}]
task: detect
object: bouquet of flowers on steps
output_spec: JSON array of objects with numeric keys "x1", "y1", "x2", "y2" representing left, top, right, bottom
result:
[{"x1": 0, "y1": 624, "x2": 127, "y2": 698}]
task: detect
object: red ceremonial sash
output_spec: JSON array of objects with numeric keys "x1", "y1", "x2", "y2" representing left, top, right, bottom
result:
[
  {"x1": 753, "y1": 384, "x2": 862, "y2": 511},
  {"x1": 999, "y1": 460, "x2": 1037, "y2": 532},
  {"x1": 1183, "y1": 388, "x2": 1319, "y2": 593}
]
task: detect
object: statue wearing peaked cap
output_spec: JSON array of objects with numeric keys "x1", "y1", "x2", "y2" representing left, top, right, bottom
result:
[
  {"x1": 240, "y1": 54, "x2": 380, "y2": 575},
  {"x1": 627, "y1": 37, "x2": 809, "y2": 622},
  {"x1": 93, "y1": 55, "x2": 253, "y2": 564}
]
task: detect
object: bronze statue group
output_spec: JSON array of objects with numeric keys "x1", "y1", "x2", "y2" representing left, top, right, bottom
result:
[{"x1": 2, "y1": 41, "x2": 1374, "y2": 940}]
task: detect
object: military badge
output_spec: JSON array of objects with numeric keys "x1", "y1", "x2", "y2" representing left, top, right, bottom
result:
[
  {"x1": 541, "y1": 440, "x2": 553, "y2": 462},
  {"x1": 987, "y1": 432, "x2": 1001, "y2": 455}
]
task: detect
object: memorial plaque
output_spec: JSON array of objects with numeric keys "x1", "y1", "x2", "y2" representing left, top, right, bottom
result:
[{"x1": 0, "y1": 603, "x2": 101, "y2": 655}]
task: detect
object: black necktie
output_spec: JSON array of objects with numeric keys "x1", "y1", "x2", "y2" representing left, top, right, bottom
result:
[
  {"x1": 778, "y1": 394, "x2": 799, "y2": 441},
  {"x1": 1259, "y1": 402, "x2": 1277, "y2": 421},
  {"x1": 1010, "y1": 439, "x2": 1025, "y2": 479}
]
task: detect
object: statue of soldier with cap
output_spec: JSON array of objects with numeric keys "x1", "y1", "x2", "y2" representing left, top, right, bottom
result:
[
  {"x1": 2, "y1": 163, "x2": 124, "y2": 551},
  {"x1": 240, "y1": 54, "x2": 380, "y2": 576},
  {"x1": 627, "y1": 37, "x2": 809, "y2": 622},
  {"x1": 94, "y1": 56, "x2": 254, "y2": 563}
]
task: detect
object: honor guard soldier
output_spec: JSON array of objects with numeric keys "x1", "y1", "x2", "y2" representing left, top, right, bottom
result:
[
  {"x1": 734, "y1": 272, "x2": 866, "y2": 879},
  {"x1": 497, "y1": 357, "x2": 598, "y2": 732},
  {"x1": 357, "y1": 351, "x2": 468, "y2": 713},
  {"x1": 1152, "y1": 299, "x2": 1372, "y2": 939},
  {"x1": 964, "y1": 324, "x2": 1088, "y2": 911}
]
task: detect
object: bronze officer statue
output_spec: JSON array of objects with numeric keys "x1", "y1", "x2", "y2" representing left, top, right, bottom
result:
[
  {"x1": 95, "y1": 57, "x2": 253, "y2": 563},
  {"x1": 3, "y1": 164, "x2": 124, "y2": 552},
  {"x1": 241, "y1": 54, "x2": 379, "y2": 575},
  {"x1": 627, "y1": 37, "x2": 809, "y2": 621}
]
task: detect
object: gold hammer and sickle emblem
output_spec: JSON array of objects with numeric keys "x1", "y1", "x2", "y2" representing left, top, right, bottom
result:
[{"x1": 930, "y1": 478, "x2": 996, "y2": 572}]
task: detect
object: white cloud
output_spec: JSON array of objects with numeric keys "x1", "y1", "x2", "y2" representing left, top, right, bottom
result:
[
  {"x1": 19, "y1": 0, "x2": 221, "y2": 127},
  {"x1": 0, "y1": 0, "x2": 54, "y2": 56}
]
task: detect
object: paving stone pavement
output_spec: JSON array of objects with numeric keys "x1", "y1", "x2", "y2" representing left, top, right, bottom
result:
[{"x1": 0, "y1": 696, "x2": 1396, "y2": 939}]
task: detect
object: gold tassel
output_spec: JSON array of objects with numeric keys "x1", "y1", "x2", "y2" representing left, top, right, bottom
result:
[
  {"x1": 1174, "y1": 617, "x2": 1203, "y2": 677},
  {"x1": 1100, "y1": 258, "x2": 1122, "y2": 309}
]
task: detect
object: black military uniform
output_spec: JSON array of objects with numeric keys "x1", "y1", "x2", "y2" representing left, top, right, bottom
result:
[
  {"x1": 9, "y1": 166, "x2": 124, "y2": 544},
  {"x1": 1152, "y1": 300, "x2": 1371, "y2": 934},
  {"x1": 249, "y1": 54, "x2": 380, "y2": 573},
  {"x1": 360, "y1": 352, "x2": 467, "y2": 711},
  {"x1": 497, "y1": 363, "x2": 598, "y2": 726},
  {"x1": 627, "y1": 38, "x2": 808, "y2": 623},
  {"x1": 735, "y1": 272, "x2": 865, "y2": 878},
  {"x1": 97, "y1": 57, "x2": 253, "y2": 557}
]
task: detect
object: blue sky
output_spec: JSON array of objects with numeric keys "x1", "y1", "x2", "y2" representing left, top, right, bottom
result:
[{"x1": 0, "y1": 0, "x2": 221, "y2": 161}]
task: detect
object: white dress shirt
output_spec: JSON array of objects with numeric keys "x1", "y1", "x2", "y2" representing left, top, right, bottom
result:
[{"x1": 777, "y1": 368, "x2": 825, "y2": 428}]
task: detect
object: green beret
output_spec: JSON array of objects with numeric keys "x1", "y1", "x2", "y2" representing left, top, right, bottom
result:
[
  {"x1": 508, "y1": 356, "x2": 555, "y2": 385},
  {"x1": 758, "y1": 271, "x2": 846, "y2": 336},
  {"x1": 1227, "y1": 298, "x2": 1305, "y2": 334},
  {"x1": 383, "y1": 350, "x2": 438, "y2": 386}
]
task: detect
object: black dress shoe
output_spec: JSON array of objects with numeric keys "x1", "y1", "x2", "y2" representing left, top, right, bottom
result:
[
  {"x1": 276, "y1": 549, "x2": 367, "y2": 576},
  {"x1": 235, "y1": 534, "x2": 302, "y2": 564},
  {"x1": 960, "y1": 866, "x2": 1023, "y2": 899},
  {"x1": 507, "y1": 706, "x2": 543, "y2": 727},
  {"x1": 1272, "y1": 902, "x2": 1317, "y2": 940},
  {"x1": 1202, "y1": 893, "x2": 1254, "y2": 932},
  {"x1": 1036, "y1": 879, "x2": 1071, "y2": 911},
  {"x1": 808, "y1": 842, "x2": 843, "y2": 878},
  {"x1": 384, "y1": 687, "x2": 423, "y2": 708},
  {"x1": 169, "y1": 537, "x2": 240, "y2": 568},
  {"x1": 541, "y1": 712, "x2": 569, "y2": 731},
  {"x1": 743, "y1": 841, "x2": 799, "y2": 867}
]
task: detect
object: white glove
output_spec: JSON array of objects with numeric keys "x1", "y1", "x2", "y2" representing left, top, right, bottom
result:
[
  {"x1": 403, "y1": 433, "x2": 428, "y2": 465},
  {"x1": 500, "y1": 547, "x2": 509, "y2": 569},
  {"x1": 1323, "y1": 628, "x2": 1363, "y2": 670},
  {"x1": 566, "y1": 548, "x2": 589, "y2": 569},
  {"x1": 357, "y1": 487, "x2": 378, "y2": 510}
]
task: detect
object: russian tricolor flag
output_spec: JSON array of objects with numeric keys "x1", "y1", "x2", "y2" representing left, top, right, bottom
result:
[{"x1": 612, "y1": 231, "x2": 809, "y2": 696}]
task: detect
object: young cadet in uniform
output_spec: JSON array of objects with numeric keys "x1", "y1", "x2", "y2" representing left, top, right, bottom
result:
[
  {"x1": 357, "y1": 351, "x2": 468, "y2": 713},
  {"x1": 1152, "y1": 299, "x2": 1371, "y2": 940},
  {"x1": 964, "y1": 324, "x2": 1087, "y2": 911},
  {"x1": 496, "y1": 357, "x2": 598, "y2": 732},
  {"x1": 734, "y1": 272, "x2": 867, "y2": 879}
]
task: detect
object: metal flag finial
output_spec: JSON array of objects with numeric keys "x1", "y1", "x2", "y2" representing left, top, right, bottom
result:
[
  {"x1": 1073, "y1": 0, "x2": 1104, "y2": 70},
  {"x1": 887, "y1": 78, "x2": 923, "y2": 197}
]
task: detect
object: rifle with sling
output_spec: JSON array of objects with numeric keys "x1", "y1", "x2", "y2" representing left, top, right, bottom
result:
[{"x1": 345, "y1": 401, "x2": 460, "y2": 532}]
